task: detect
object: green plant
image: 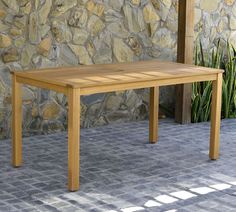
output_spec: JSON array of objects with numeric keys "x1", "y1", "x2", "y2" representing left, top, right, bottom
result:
[{"x1": 192, "y1": 40, "x2": 236, "y2": 123}]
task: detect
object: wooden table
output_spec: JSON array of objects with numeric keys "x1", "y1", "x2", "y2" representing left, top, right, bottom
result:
[{"x1": 11, "y1": 60, "x2": 223, "y2": 191}]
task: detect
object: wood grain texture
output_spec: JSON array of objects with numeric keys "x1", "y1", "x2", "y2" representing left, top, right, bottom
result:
[
  {"x1": 17, "y1": 76, "x2": 68, "y2": 95},
  {"x1": 175, "y1": 0, "x2": 195, "y2": 124},
  {"x1": 210, "y1": 73, "x2": 223, "y2": 160},
  {"x1": 149, "y1": 87, "x2": 159, "y2": 143},
  {"x1": 80, "y1": 74, "x2": 217, "y2": 95},
  {"x1": 68, "y1": 88, "x2": 81, "y2": 191},
  {"x1": 13, "y1": 60, "x2": 223, "y2": 91},
  {"x1": 12, "y1": 74, "x2": 22, "y2": 167}
]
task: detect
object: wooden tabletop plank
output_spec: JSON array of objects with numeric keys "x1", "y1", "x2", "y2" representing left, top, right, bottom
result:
[{"x1": 14, "y1": 60, "x2": 224, "y2": 88}]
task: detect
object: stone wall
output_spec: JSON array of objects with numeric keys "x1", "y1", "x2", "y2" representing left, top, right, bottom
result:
[{"x1": 0, "y1": 0, "x2": 235, "y2": 138}]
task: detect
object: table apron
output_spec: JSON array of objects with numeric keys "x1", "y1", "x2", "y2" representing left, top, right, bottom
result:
[
  {"x1": 80, "y1": 74, "x2": 217, "y2": 95},
  {"x1": 16, "y1": 74, "x2": 217, "y2": 96},
  {"x1": 16, "y1": 76, "x2": 68, "y2": 95}
]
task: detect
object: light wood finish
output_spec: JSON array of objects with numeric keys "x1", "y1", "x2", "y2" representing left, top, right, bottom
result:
[
  {"x1": 12, "y1": 73, "x2": 22, "y2": 167},
  {"x1": 80, "y1": 74, "x2": 217, "y2": 95},
  {"x1": 176, "y1": 0, "x2": 195, "y2": 124},
  {"x1": 11, "y1": 60, "x2": 224, "y2": 191},
  {"x1": 149, "y1": 87, "x2": 159, "y2": 143},
  {"x1": 13, "y1": 60, "x2": 222, "y2": 92},
  {"x1": 68, "y1": 88, "x2": 81, "y2": 191},
  {"x1": 17, "y1": 76, "x2": 68, "y2": 95},
  {"x1": 210, "y1": 73, "x2": 223, "y2": 160}
]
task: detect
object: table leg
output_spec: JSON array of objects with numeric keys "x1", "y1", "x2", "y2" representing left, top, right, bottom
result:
[
  {"x1": 12, "y1": 74, "x2": 22, "y2": 167},
  {"x1": 68, "y1": 88, "x2": 80, "y2": 191},
  {"x1": 210, "y1": 73, "x2": 222, "y2": 160},
  {"x1": 149, "y1": 87, "x2": 159, "y2": 144}
]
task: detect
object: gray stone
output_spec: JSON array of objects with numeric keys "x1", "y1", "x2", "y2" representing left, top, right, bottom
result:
[
  {"x1": 29, "y1": 12, "x2": 40, "y2": 44},
  {"x1": 143, "y1": 3, "x2": 160, "y2": 23},
  {"x1": 9, "y1": 27, "x2": 22, "y2": 37},
  {"x1": 40, "y1": 24, "x2": 51, "y2": 38},
  {"x1": 87, "y1": 15, "x2": 105, "y2": 36},
  {"x1": 86, "y1": 41, "x2": 96, "y2": 57},
  {"x1": 0, "y1": 21, "x2": 9, "y2": 32},
  {"x1": 123, "y1": 4, "x2": 145, "y2": 33},
  {"x1": 52, "y1": 0, "x2": 77, "y2": 17},
  {"x1": 0, "y1": 34, "x2": 11, "y2": 48},
  {"x1": 51, "y1": 20, "x2": 72, "y2": 43},
  {"x1": 93, "y1": 31, "x2": 112, "y2": 50},
  {"x1": 230, "y1": 16, "x2": 236, "y2": 30},
  {"x1": 106, "y1": 109, "x2": 130, "y2": 122},
  {"x1": 38, "y1": 37, "x2": 51, "y2": 57},
  {"x1": 13, "y1": 15, "x2": 27, "y2": 29},
  {"x1": 69, "y1": 44, "x2": 92, "y2": 65},
  {"x1": 42, "y1": 101, "x2": 62, "y2": 120},
  {"x1": 68, "y1": 8, "x2": 88, "y2": 28},
  {"x1": 200, "y1": 0, "x2": 221, "y2": 13},
  {"x1": 59, "y1": 44, "x2": 78, "y2": 66},
  {"x1": 107, "y1": 22, "x2": 129, "y2": 38},
  {"x1": 105, "y1": 9, "x2": 123, "y2": 22},
  {"x1": 14, "y1": 37, "x2": 25, "y2": 48},
  {"x1": 229, "y1": 31, "x2": 236, "y2": 48},
  {"x1": 194, "y1": 8, "x2": 202, "y2": 25},
  {"x1": 93, "y1": 48, "x2": 112, "y2": 64},
  {"x1": 39, "y1": 0, "x2": 52, "y2": 25},
  {"x1": 152, "y1": 28, "x2": 175, "y2": 49},
  {"x1": 22, "y1": 87, "x2": 35, "y2": 104},
  {"x1": 2, "y1": 48, "x2": 19, "y2": 63},
  {"x1": 32, "y1": 56, "x2": 56, "y2": 68},
  {"x1": 113, "y1": 38, "x2": 134, "y2": 63},
  {"x1": 105, "y1": 95, "x2": 123, "y2": 111},
  {"x1": 0, "y1": 0, "x2": 234, "y2": 138},
  {"x1": 233, "y1": 4, "x2": 236, "y2": 17},
  {"x1": 19, "y1": 0, "x2": 31, "y2": 14},
  {"x1": 72, "y1": 28, "x2": 89, "y2": 45},
  {"x1": 109, "y1": 0, "x2": 124, "y2": 11},
  {"x1": 0, "y1": 65, "x2": 11, "y2": 85},
  {"x1": 127, "y1": 36, "x2": 142, "y2": 56},
  {"x1": 125, "y1": 90, "x2": 142, "y2": 109},
  {"x1": 21, "y1": 44, "x2": 35, "y2": 67},
  {"x1": 152, "y1": 0, "x2": 171, "y2": 21},
  {"x1": 1, "y1": 0, "x2": 19, "y2": 13}
]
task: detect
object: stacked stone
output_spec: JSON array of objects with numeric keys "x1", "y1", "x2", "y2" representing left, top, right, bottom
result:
[
  {"x1": 195, "y1": 0, "x2": 236, "y2": 48},
  {"x1": 0, "y1": 0, "x2": 235, "y2": 138}
]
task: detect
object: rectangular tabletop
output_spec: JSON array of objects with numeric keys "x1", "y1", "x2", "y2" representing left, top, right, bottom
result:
[
  {"x1": 14, "y1": 60, "x2": 223, "y2": 95},
  {"x1": 12, "y1": 59, "x2": 223, "y2": 191}
]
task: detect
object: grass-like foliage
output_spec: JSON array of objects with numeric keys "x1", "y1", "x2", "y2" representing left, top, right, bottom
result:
[{"x1": 192, "y1": 40, "x2": 236, "y2": 122}]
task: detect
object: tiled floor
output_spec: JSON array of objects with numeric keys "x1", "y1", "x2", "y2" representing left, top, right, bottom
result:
[{"x1": 0, "y1": 119, "x2": 236, "y2": 212}]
